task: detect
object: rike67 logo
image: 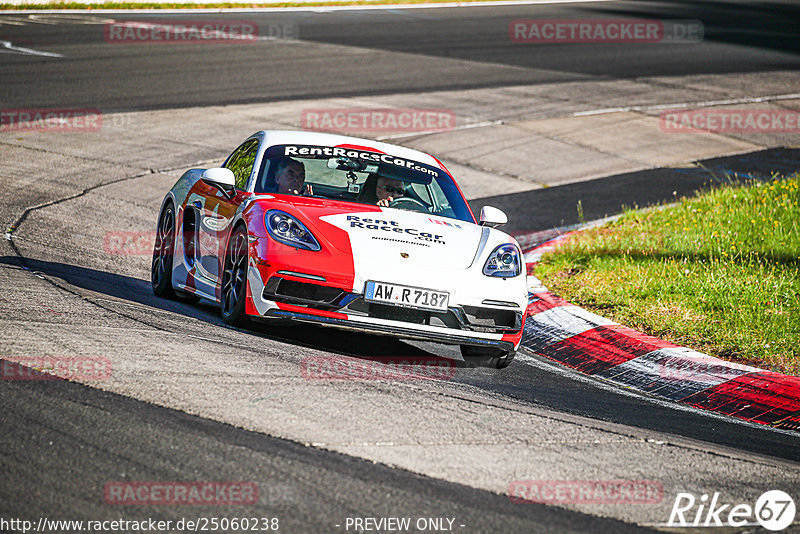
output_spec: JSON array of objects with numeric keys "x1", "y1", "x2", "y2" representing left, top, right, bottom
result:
[{"x1": 668, "y1": 490, "x2": 796, "y2": 531}]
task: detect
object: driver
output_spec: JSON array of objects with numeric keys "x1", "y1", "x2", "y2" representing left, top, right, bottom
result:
[
  {"x1": 274, "y1": 157, "x2": 312, "y2": 196},
  {"x1": 375, "y1": 177, "x2": 405, "y2": 207}
]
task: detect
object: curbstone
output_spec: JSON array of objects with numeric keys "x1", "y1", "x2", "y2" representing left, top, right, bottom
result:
[{"x1": 517, "y1": 228, "x2": 800, "y2": 432}]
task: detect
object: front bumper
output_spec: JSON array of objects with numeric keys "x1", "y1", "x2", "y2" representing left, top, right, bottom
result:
[
  {"x1": 247, "y1": 268, "x2": 525, "y2": 350},
  {"x1": 255, "y1": 307, "x2": 519, "y2": 352}
]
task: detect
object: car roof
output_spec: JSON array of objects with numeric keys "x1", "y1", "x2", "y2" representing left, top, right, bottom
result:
[{"x1": 256, "y1": 130, "x2": 445, "y2": 172}]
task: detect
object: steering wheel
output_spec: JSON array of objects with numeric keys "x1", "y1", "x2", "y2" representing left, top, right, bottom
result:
[{"x1": 389, "y1": 197, "x2": 429, "y2": 213}]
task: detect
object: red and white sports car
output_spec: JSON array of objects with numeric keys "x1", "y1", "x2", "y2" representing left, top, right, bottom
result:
[{"x1": 152, "y1": 131, "x2": 527, "y2": 368}]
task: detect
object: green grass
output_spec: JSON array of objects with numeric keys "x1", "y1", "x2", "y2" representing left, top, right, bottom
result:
[
  {"x1": 0, "y1": 0, "x2": 505, "y2": 9},
  {"x1": 536, "y1": 175, "x2": 800, "y2": 375}
]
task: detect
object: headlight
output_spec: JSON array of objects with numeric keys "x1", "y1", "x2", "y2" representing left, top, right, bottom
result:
[
  {"x1": 483, "y1": 244, "x2": 522, "y2": 277},
  {"x1": 265, "y1": 210, "x2": 321, "y2": 251}
]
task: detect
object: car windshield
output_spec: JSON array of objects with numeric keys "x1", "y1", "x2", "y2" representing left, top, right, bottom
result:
[{"x1": 254, "y1": 144, "x2": 474, "y2": 223}]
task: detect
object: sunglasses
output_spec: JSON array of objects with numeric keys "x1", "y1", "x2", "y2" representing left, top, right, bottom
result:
[{"x1": 379, "y1": 184, "x2": 405, "y2": 195}]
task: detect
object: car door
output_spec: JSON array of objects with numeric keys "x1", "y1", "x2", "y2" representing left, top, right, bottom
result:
[{"x1": 195, "y1": 139, "x2": 259, "y2": 287}]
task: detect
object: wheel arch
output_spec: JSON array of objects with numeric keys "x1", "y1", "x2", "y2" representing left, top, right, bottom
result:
[{"x1": 223, "y1": 216, "x2": 250, "y2": 257}]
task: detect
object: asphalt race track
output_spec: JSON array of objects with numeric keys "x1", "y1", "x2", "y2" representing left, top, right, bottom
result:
[
  {"x1": 2, "y1": 0, "x2": 800, "y2": 532},
  {"x1": 0, "y1": 0, "x2": 798, "y2": 110}
]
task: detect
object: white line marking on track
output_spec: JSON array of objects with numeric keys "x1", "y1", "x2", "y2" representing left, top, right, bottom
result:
[
  {"x1": 360, "y1": 93, "x2": 800, "y2": 142},
  {"x1": 573, "y1": 93, "x2": 800, "y2": 116},
  {"x1": 28, "y1": 13, "x2": 117, "y2": 24},
  {"x1": 0, "y1": 15, "x2": 29, "y2": 24},
  {"x1": 375, "y1": 119, "x2": 503, "y2": 141},
  {"x1": 1, "y1": 0, "x2": 616, "y2": 15},
  {"x1": 0, "y1": 13, "x2": 115, "y2": 24},
  {"x1": 106, "y1": 20, "x2": 301, "y2": 42},
  {"x1": 24, "y1": 13, "x2": 61, "y2": 23},
  {"x1": 0, "y1": 39, "x2": 62, "y2": 57}
]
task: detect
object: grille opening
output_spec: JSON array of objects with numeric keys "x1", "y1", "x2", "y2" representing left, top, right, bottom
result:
[
  {"x1": 359, "y1": 302, "x2": 459, "y2": 328},
  {"x1": 430, "y1": 312, "x2": 460, "y2": 329},
  {"x1": 276, "y1": 279, "x2": 342, "y2": 302},
  {"x1": 264, "y1": 277, "x2": 346, "y2": 308},
  {"x1": 462, "y1": 306, "x2": 519, "y2": 329},
  {"x1": 369, "y1": 303, "x2": 428, "y2": 324},
  {"x1": 182, "y1": 208, "x2": 197, "y2": 267},
  {"x1": 345, "y1": 298, "x2": 370, "y2": 314}
]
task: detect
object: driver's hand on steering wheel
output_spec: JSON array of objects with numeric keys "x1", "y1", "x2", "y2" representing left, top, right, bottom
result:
[{"x1": 377, "y1": 197, "x2": 393, "y2": 207}]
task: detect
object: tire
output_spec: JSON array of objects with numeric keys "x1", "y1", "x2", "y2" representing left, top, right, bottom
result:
[
  {"x1": 460, "y1": 345, "x2": 516, "y2": 369},
  {"x1": 151, "y1": 202, "x2": 177, "y2": 298},
  {"x1": 220, "y1": 226, "x2": 250, "y2": 326}
]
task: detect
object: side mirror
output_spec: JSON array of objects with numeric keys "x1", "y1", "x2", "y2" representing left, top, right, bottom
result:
[
  {"x1": 201, "y1": 168, "x2": 236, "y2": 197},
  {"x1": 479, "y1": 206, "x2": 508, "y2": 228}
]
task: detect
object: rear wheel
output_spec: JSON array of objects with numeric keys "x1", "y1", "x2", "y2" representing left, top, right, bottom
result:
[
  {"x1": 151, "y1": 203, "x2": 176, "y2": 298},
  {"x1": 460, "y1": 345, "x2": 515, "y2": 369},
  {"x1": 221, "y1": 226, "x2": 249, "y2": 326}
]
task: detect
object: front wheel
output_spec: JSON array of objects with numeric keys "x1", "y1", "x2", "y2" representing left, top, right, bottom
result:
[
  {"x1": 151, "y1": 203, "x2": 176, "y2": 298},
  {"x1": 460, "y1": 345, "x2": 515, "y2": 369},
  {"x1": 220, "y1": 227, "x2": 249, "y2": 326}
]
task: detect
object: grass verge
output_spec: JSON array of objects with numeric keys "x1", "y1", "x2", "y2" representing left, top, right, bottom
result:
[
  {"x1": 536, "y1": 175, "x2": 800, "y2": 375},
  {"x1": 0, "y1": 0, "x2": 507, "y2": 9}
]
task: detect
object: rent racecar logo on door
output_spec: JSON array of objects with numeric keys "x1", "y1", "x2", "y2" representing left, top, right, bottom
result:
[{"x1": 667, "y1": 490, "x2": 796, "y2": 530}]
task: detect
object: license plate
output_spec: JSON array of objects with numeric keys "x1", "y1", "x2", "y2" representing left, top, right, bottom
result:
[{"x1": 364, "y1": 281, "x2": 449, "y2": 312}]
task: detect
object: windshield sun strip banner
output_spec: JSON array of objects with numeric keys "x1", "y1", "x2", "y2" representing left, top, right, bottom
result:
[{"x1": 274, "y1": 144, "x2": 441, "y2": 179}]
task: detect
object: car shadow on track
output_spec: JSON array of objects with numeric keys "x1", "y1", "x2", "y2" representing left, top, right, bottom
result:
[{"x1": 0, "y1": 255, "x2": 483, "y2": 368}]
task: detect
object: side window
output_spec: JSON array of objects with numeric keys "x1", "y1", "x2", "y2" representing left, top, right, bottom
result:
[{"x1": 224, "y1": 140, "x2": 259, "y2": 190}]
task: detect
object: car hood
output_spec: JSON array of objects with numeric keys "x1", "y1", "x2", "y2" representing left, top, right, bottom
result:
[{"x1": 313, "y1": 206, "x2": 486, "y2": 270}]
